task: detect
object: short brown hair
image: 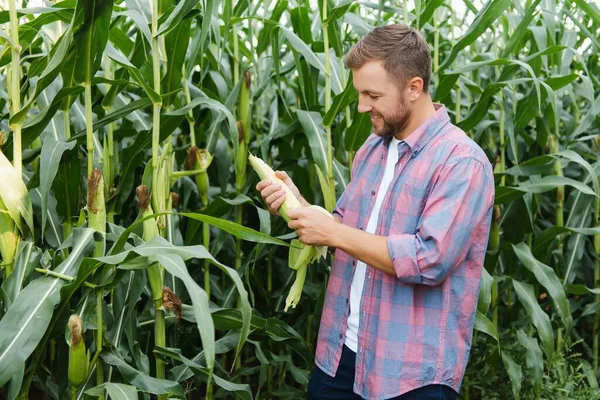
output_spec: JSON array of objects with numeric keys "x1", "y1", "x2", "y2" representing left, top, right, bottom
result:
[{"x1": 345, "y1": 24, "x2": 432, "y2": 92}]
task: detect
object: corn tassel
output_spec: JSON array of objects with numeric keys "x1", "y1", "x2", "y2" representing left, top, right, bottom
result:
[
  {"x1": 249, "y1": 154, "x2": 332, "y2": 311},
  {"x1": 68, "y1": 314, "x2": 89, "y2": 391}
]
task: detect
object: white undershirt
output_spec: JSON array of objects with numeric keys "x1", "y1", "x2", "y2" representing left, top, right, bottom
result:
[{"x1": 344, "y1": 137, "x2": 401, "y2": 353}]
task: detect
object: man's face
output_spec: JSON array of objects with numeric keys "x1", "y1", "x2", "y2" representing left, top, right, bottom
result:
[{"x1": 352, "y1": 61, "x2": 411, "y2": 139}]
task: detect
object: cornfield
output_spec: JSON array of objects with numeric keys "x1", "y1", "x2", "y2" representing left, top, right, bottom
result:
[{"x1": 0, "y1": 0, "x2": 599, "y2": 398}]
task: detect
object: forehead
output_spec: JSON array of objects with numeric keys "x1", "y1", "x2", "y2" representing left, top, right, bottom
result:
[{"x1": 352, "y1": 60, "x2": 397, "y2": 92}]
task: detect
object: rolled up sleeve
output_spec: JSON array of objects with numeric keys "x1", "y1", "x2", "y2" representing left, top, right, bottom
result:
[{"x1": 387, "y1": 157, "x2": 494, "y2": 285}]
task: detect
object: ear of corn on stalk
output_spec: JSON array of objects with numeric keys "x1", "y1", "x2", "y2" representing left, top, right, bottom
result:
[
  {"x1": 249, "y1": 154, "x2": 332, "y2": 311},
  {"x1": 137, "y1": 185, "x2": 163, "y2": 302},
  {"x1": 0, "y1": 149, "x2": 34, "y2": 234},
  {"x1": 0, "y1": 149, "x2": 33, "y2": 275},
  {"x1": 68, "y1": 314, "x2": 89, "y2": 390},
  {"x1": 87, "y1": 169, "x2": 106, "y2": 257},
  {"x1": 187, "y1": 146, "x2": 213, "y2": 207}
]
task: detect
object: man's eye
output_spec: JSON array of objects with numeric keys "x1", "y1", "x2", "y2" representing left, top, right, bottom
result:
[{"x1": 369, "y1": 95, "x2": 379, "y2": 100}]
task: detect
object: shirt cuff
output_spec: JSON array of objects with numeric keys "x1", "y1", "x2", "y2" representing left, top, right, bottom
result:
[{"x1": 387, "y1": 234, "x2": 422, "y2": 285}]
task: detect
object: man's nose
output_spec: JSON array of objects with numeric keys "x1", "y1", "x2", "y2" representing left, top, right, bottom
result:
[{"x1": 357, "y1": 98, "x2": 372, "y2": 113}]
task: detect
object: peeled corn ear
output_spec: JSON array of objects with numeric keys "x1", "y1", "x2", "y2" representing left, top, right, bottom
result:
[
  {"x1": 248, "y1": 154, "x2": 302, "y2": 221},
  {"x1": 250, "y1": 154, "x2": 335, "y2": 312}
]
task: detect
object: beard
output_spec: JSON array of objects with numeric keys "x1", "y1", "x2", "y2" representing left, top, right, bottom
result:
[{"x1": 372, "y1": 97, "x2": 411, "y2": 139}]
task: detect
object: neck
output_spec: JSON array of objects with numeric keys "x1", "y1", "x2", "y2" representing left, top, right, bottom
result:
[{"x1": 395, "y1": 96, "x2": 436, "y2": 140}]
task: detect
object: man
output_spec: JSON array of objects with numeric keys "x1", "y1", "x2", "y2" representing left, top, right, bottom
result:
[{"x1": 257, "y1": 24, "x2": 494, "y2": 400}]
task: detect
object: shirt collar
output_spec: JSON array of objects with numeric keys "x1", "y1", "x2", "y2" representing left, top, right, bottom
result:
[{"x1": 381, "y1": 103, "x2": 450, "y2": 157}]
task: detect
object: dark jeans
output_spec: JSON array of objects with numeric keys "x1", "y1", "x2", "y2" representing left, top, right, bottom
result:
[{"x1": 307, "y1": 345, "x2": 457, "y2": 400}]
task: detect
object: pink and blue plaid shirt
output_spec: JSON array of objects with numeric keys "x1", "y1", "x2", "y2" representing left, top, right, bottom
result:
[{"x1": 315, "y1": 105, "x2": 495, "y2": 399}]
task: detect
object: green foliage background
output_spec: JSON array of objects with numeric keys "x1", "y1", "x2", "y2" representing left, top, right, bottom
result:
[{"x1": 0, "y1": 0, "x2": 599, "y2": 399}]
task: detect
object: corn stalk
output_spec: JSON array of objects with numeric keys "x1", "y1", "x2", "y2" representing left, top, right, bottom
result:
[
  {"x1": 8, "y1": 0, "x2": 22, "y2": 177},
  {"x1": 187, "y1": 147, "x2": 213, "y2": 296},
  {"x1": 322, "y1": 0, "x2": 335, "y2": 212},
  {"x1": 593, "y1": 136, "x2": 600, "y2": 376},
  {"x1": 235, "y1": 72, "x2": 251, "y2": 270},
  {"x1": 102, "y1": 56, "x2": 116, "y2": 223},
  {"x1": 87, "y1": 169, "x2": 106, "y2": 395}
]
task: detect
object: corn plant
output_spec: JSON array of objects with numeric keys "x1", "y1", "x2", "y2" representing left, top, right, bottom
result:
[{"x1": 0, "y1": 0, "x2": 599, "y2": 399}]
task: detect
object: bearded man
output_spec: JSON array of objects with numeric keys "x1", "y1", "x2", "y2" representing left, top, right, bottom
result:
[{"x1": 257, "y1": 24, "x2": 495, "y2": 400}]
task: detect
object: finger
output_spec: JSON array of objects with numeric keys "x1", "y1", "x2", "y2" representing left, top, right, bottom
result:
[
  {"x1": 288, "y1": 218, "x2": 301, "y2": 229},
  {"x1": 275, "y1": 170, "x2": 292, "y2": 185},
  {"x1": 270, "y1": 196, "x2": 286, "y2": 213},
  {"x1": 256, "y1": 180, "x2": 270, "y2": 191},
  {"x1": 275, "y1": 170, "x2": 288, "y2": 179},
  {"x1": 265, "y1": 189, "x2": 285, "y2": 207},
  {"x1": 260, "y1": 183, "x2": 282, "y2": 200}
]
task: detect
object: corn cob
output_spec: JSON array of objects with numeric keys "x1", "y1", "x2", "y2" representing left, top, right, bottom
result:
[
  {"x1": 249, "y1": 154, "x2": 332, "y2": 311},
  {"x1": 248, "y1": 154, "x2": 302, "y2": 221},
  {"x1": 68, "y1": 314, "x2": 89, "y2": 391},
  {"x1": 0, "y1": 196, "x2": 18, "y2": 275},
  {"x1": 136, "y1": 185, "x2": 163, "y2": 302},
  {"x1": 187, "y1": 146, "x2": 213, "y2": 207},
  {"x1": 0, "y1": 147, "x2": 33, "y2": 276}
]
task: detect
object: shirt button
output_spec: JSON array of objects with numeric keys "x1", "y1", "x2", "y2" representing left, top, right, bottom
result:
[
  {"x1": 352, "y1": 260, "x2": 356, "y2": 266},
  {"x1": 359, "y1": 226, "x2": 363, "y2": 230},
  {"x1": 371, "y1": 190, "x2": 376, "y2": 196},
  {"x1": 346, "y1": 298, "x2": 349, "y2": 304},
  {"x1": 339, "y1": 334, "x2": 343, "y2": 339}
]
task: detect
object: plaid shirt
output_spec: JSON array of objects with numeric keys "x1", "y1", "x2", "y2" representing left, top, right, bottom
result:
[{"x1": 315, "y1": 105, "x2": 495, "y2": 399}]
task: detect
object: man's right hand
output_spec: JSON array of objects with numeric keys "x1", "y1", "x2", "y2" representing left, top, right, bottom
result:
[{"x1": 256, "y1": 170, "x2": 307, "y2": 216}]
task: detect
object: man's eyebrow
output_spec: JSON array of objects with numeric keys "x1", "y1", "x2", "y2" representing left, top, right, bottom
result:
[{"x1": 357, "y1": 89, "x2": 384, "y2": 95}]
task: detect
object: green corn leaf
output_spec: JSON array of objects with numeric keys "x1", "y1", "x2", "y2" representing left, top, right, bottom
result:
[
  {"x1": 156, "y1": 0, "x2": 198, "y2": 37},
  {"x1": 0, "y1": 151, "x2": 34, "y2": 234},
  {"x1": 512, "y1": 243, "x2": 572, "y2": 330},
  {"x1": 477, "y1": 268, "x2": 494, "y2": 315},
  {"x1": 101, "y1": 352, "x2": 185, "y2": 397},
  {"x1": 516, "y1": 176, "x2": 596, "y2": 197},
  {"x1": 281, "y1": 26, "x2": 325, "y2": 72},
  {"x1": 99, "y1": 236, "x2": 252, "y2": 375},
  {"x1": 323, "y1": 73, "x2": 357, "y2": 127},
  {"x1": 345, "y1": 111, "x2": 372, "y2": 152},
  {"x1": 440, "y1": 0, "x2": 511, "y2": 70},
  {"x1": 418, "y1": 0, "x2": 443, "y2": 29},
  {"x1": 73, "y1": 0, "x2": 114, "y2": 86},
  {"x1": 512, "y1": 279, "x2": 554, "y2": 359},
  {"x1": 0, "y1": 242, "x2": 41, "y2": 308},
  {"x1": 323, "y1": 2, "x2": 353, "y2": 25},
  {"x1": 516, "y1": 329, "x2": 543, "y2": 395},
  {"x1": 8, "y1": 10, "x2": 77, "y2": 127},
  {"x1": 500, "y1": 0, "x2": 541, "y2": 57},
  {"x1": 0, "y1": 229, "x2": 96, "y2": 387},
  {"x1": 474, "y1": 311, "x2": 500, "y2": 347},
  {"x1": 163, "y1": 17, "x2": 191, "y2": 107},
  {"x1": 297, "y1": 110, "x2": 328, "y2": 175},
  {"x1": 39, "y1": 136, "x2": 76, "y2": 234},
  {"x1": 85, "y1": 383, "x2": 138, "y2": 400},
  {"x1": 501, "y1": 352, "x2": 523, "y2": 400},
  {"x1": 155, "y1": 347, "x2": 252, "y2": 400}
]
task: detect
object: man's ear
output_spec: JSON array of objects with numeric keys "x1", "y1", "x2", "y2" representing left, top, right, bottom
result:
[{"x1": 408, "y1": 77, "x2": 424, "y2": 100}]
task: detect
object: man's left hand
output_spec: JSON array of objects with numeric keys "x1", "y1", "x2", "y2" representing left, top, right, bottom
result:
[{"x1": 287, "y1": 207, "x2": 338, "y2": 247}]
